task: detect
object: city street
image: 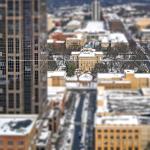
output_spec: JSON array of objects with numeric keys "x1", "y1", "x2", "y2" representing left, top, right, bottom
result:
[
  {"x1": 55, "y1": 89, "x2": 96, "y2": 150},
  {"x1": 72, "y1": 90, "x2": 96, "y2": 150}
]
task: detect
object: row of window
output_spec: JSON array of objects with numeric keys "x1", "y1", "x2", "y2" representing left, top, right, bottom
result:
[
  {"x1": 97, "y1": 147, "x2": 139, "y2": 150},
  {"x1": 8, "y1": 38, "x2": 19, "y2": 53},
  {"x1": 0, "y1": 140, "x2": 24, "y2": 145},
  {"x1": 7, "y1": 1, "x2": 20, "y2": 16},
  {"x1": 7, "y1": 19, "x2": 39, "y2": 35},
  {"x1": 8, "y1": 20, "x2": 20, "y2": 35},
  {"x1": 8, "y1": 93, "x2": 20, "y2": 109},
  {"x1": 97, "y1": 134, "x2": 139, "y2": 139},
  {"x1": 98, "y1": 129, "x2": 139, "y2": 133},
  {"x1": 8, "y1": 56, "x2": 20, "y2": 72}
]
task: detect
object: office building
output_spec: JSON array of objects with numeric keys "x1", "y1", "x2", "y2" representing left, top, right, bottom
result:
[
  {"x1": 0, "y1": 0, "x2": 47, "y2": 114},
  {"x1": 95, "y1": 116, "x2": 150, "y2": 150},
  {"x1": 92, "y1": 0, "x2": 101, "y2": 21},
  {"x1": 0, "y1": 115, "x2": 38, "y2": 150},
  {"x1": 97, "y1": 70, "x2": 150, "y2": 90}
]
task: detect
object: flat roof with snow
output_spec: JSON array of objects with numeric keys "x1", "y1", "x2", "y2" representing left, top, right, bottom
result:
[
  {"x1": 47, "y1": 71, "x2": 66, "y2": 78},
  {"x1": 79, "y1": 21, "x2": 106, "y2": 33},
  {"x1": 95, "y1": 115, "x2": 139, "y2": 125},
  {"x1": 100, "y1": 90, "x2": 150, "y2": 116},
  {"x1": 0, "y1": 115, "x2": 38, "y2": 136}
]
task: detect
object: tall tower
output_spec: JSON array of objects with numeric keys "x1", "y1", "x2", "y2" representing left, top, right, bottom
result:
[
  {"x1": 0, "y1": 0, "x2": 47, "y2": 114},
  {"x1": 92, "y1": 0, "x2": 101, "y2": 21}
]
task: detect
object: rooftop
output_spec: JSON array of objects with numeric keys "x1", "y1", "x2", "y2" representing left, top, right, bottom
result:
[
  {"x1": 47, "y1": 71, "x2": 66, "y2": 78},
  {"x1": 0, "y1": 115, "x2": 38, "y2": 136},
  {"x1": 47, "y1": 86, "x2": 66, "y2": 102},
  {"x1": 95, "y1": 115, "x2": 139, "y2": 125},
  {"x1": 79, "y1": 73, "x2": 93, "y2": 82},
  {"x1": 36, "y1": 131, "x2": 51, "y2": 147},
  {"x1": 75, "y1": 48, "x2": 103, "y2": 58},
  {"x1": 67, "y1": 20, "x2": 81, "y2": 27},
  {"x1": 95, "y1": 115, "x2": 150, "y2": 125},
  {"x1": 77, "y1": 21, "x2": 106, "y2": 33},
  {"x1": 103, "y1": 90, "x2": 150, "y2": 116},
  {"x1": 99, "y1": 32, "x2": 128, "y2": 44}
]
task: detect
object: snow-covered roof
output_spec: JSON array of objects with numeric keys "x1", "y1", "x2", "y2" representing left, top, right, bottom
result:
[
  {"x1": 55, "y1": 41, "x2": 65, "y2": 44},
  {"x1": 97, "y1": 73, "x2": 123, "y2": 79},
  {"x1": 36, "y1": 131, "x2": 51, "y2": 147},
  {"x1": 135, "y1": 74, "x2": 150, "y2": 78},
  {"x1": 75, "y1": 33, "x2": 84, "y2": 39},
  {"x1": 79, "y1": 50, "x2": 96, "y2": 57},
  {"x1": 100, "y1": 89, "x2": 150, "y2": 116},
  {"x1": 79, "y1": 73, "x2": 93, "y2": 82},
  {"x1": 109, "y1": 33, "x2": 128, "y2": 43},
  {"x1": 78, "y1": 48, "x2": 103, "y2": 58},
  {"x1": 67, "y1": 20, "x2": 81, "y2": 27},
  {"x1": 47, "y1": 71, "x2": 66, "y2": 78},
  {"x1": 47, "y1": 87, "x2": 66, "y2": 102},
  {"x1": 96, "y1": 106, "x2": 109, "y2": 114},
  {"x1": 78, "y1": 21, "x2": 106, "y2": 33},
  {"x1": 0, "y1": 115, "x2": 38, "y2": 136},
  {"x1": 141, "y1": 28, "x2": 150, "y2": 33},
  {"x1": 71, "y1": 52, "x2": 80, "y2": 55},
  {"x1": 47, "y1": 39, "x2": 54, "y2": 44},
  {"x1": 98, "y1": 70, "x2": 150, "y2": 81},
  {"x1": 54, "y1": 28, "x2": 63, "y2": 33},
  {"x1": 99, "y1": 36, "x2": 109, "y2": 43},
  {"x1": 105, "y1": 13, "x2": 120, "y2": 21},
  {"x1": 95, "y1": 116, "x2": 139, "y2": 125},
  {"x1": 99, "y1": 32, "x2": 128, "y2": 44}
]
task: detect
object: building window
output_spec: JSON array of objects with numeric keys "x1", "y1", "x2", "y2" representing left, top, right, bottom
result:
[
  {"x1": 9, "y1": 94, "x2": 14, "y2": 109},
  {"x1": 8, "y1": 20, "x2": 14, "y2": 35},
  {"x1": 16, "y1": 74, "x2": 20, "y2": 90},
  {"x1": 16, "y1": 93, "x2": 20, "y2": 108},
  {"x1": 17, "y1": 141, "x2": 24, "y2": 145},
  {"x1": 16, "y1": 56, "x2": 20, "y2": 72},
  {"x1": 8, "y1": 38, "x2": 14, "y2": 53},
  {"x1": 34, "y1": 36, "x2": 38, "y2": 45},
  {"x1": 35, "y1": 53, "x2": 38, "y2": 65},
  {"x1": 135, "y1": 130, "x2": 138, "y2": 133},
  {"x1": 34, "y1": 0, "x2": 39, "y2": 12},
  {"x1": 15, "y1": 20, "x2": 19, "y2": 35},
  {"x1": 8, "y1": 56, "x2": 14, "y2": 72},
  {"x1": 35, "y1": 105, "x2": 39, "y2": 113},
  {"x1": 0, "y1": 140, "x2": 3, "y2": 145},
  {"x1": 35, "y1": 88, "x2": 39, "y2": 102},
  {"x1": 8, "y1": 140, "x2": 13, "y2": 145},
  {"x1": 35, "y1": 71, "x2": 38, "y2": 85},
  {"x1": 135, "y1": 135, "x2": 138, "y2": 139},
  {"x1": 123, "y1": 130, "x2": 126, "y2": 133},
  {"x1": 15, "y1": 1, "x2": 19, "y2": 16},
  {"x1": 35, "y1": 46, "x2": 38, "y2": 51},
  {"x1": 8, "y1": 75, "x2": 14, "y2": 90},
  {"x1": 16, "y1": 38, "x2": 19, "y2": 53},
  {"x1": 34, "y1": 18, "x2": 38, "y2": 33},
  {"x1": 7, "y1": 1, "x2": 14, "y2": 16}
]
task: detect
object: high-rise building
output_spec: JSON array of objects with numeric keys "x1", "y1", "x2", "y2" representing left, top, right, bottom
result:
[
  {"x1": 91, "y1": 0, "x2": 101, "y2": 21},
  {"x1": 0, "y1": 0, "x2": 47, "y2": 114}
]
